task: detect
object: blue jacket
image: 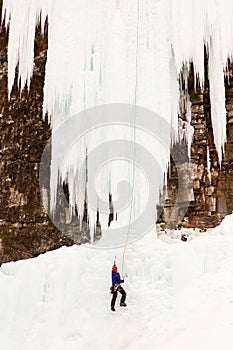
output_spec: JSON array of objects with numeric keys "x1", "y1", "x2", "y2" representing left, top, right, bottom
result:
[{"x1": 112, "y1": 271, "x2": 123, "y2": 285}]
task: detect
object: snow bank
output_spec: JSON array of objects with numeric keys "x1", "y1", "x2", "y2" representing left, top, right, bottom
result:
[{"x1": 1, "y1": 214, "x2": 233, "y2": 349}]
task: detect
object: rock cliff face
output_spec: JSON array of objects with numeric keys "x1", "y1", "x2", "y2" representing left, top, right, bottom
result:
[
  {"x1": 159, "y1": 62, "x2": 233, "y2": 230},
  {"x1": 0, "y1": 19, "x2": 102, "y2": 264},
  {"x1": 0, "y1": 24, "x2": 75, "y2": 264},
  {"x1": 1, "y1": 16, "x2": 233, "y2": 263}
]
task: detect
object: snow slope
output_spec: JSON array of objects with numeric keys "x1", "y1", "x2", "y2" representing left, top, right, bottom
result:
[{"x1": 1, "y1": 215, "x2": 233, "y2": 350}]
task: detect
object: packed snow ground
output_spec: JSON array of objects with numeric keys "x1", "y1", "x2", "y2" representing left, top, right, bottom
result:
[{"x1": 1, "y1": 215, "x2": 233, "y2": 350}]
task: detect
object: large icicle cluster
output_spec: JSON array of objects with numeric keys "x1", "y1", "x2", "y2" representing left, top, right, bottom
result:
[{"x1": 2, "y1": 0, "x2": 233, "y2": 239}]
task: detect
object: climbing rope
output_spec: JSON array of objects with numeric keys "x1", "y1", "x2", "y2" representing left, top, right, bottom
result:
[{"x1": 121, "y1": 0, "x2": 140, "y2": 277}]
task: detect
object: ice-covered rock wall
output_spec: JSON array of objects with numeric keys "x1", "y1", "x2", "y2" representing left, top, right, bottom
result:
[{"x1": 2, "y1": 0, "x2": 233, "y2": 237}]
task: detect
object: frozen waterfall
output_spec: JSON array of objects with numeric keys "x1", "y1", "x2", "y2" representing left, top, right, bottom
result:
[{"x1": 2, "y1": 0, "x2": 233, "y2": 240}]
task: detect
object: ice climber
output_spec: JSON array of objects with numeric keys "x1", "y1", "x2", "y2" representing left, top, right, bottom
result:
[{"x1": 110, "y1": 264, "x2": 127, "y2": 311}]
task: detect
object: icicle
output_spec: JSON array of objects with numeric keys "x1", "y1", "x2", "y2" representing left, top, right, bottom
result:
[
  {"x1": 207, "y1": 146, "x2": 211, "y2": 183},
  {"x1": 178, "y1": 92, "x2": 194, "y2": 158}
]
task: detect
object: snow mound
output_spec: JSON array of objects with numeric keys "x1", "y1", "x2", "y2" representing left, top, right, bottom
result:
[{"x1": 1, "y1": 215, "x2": 233, "y2": 349}]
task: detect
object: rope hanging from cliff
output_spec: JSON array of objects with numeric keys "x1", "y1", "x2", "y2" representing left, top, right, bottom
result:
[{"x1": 121, "y1": 0, "x2": 140, "y2": 277}]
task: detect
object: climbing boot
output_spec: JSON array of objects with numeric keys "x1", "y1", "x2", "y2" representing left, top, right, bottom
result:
[{"x1": 120, "y1": 303, "x2": 127, "y2": 307}]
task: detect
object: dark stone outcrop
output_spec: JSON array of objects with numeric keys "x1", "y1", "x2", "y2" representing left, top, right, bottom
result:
[
  {"x1": 0, "y1": 23, "x2": 75, "y2": 264},
  {"x1": 0, "y1": 14, "x2": 102, "y2": 264},
  {"x1": 159, "y1": 61, "x2": 233, "y2": 229}
]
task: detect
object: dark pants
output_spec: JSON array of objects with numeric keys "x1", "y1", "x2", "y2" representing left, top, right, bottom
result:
[{"x1": 111, "y1": 285, "x2": 126, "y2": 309}]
